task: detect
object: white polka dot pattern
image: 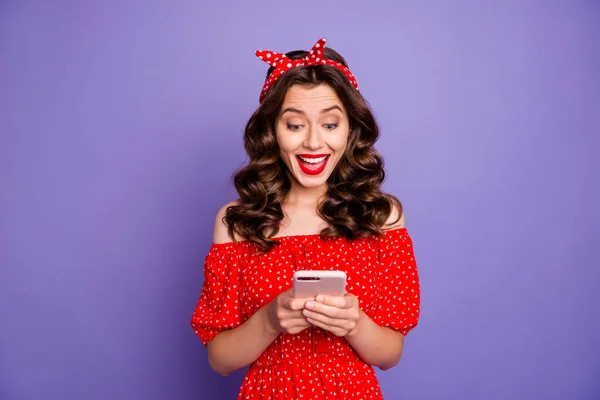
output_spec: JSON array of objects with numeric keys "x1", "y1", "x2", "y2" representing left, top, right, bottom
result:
[
  {"x1": 190, "y1": 227, "x2": 420, "y2": 399},
  {"x1": 255, "y1": 37, "x2": 360, "y2": 104}
]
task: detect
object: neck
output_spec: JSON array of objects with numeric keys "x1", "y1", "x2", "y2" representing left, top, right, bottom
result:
[{"x1": 284, "y1": 180, "x2": 327, "y2": 207}]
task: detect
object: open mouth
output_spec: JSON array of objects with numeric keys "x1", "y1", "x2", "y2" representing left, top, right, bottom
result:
[{"x1": 296, "y1": 154, "x2": 330, "y2": 176}]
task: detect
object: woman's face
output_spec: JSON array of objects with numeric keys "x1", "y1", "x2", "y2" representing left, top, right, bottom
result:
[{"x1": 275, "y1": 84, "x2": 350, "y2": 190}]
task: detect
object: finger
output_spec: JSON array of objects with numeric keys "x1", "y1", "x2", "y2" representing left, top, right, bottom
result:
[
  {"x1": 279, "y1": 291, "x2": 297, "y2": 310},
  {"x1": 304, "y1": 300, "x2": 344, "y2": 318},
  {"x1": 343, "y1": 293, "x2": 357, "y2": 309},
  {"x1": 303, "y1": 308, "x2": 341, "y2": 327},
  {"x1": 286, "y1": 310, "x2": 306, "y2": 319},
  {"x1": 306, "y1": 317, "x2": 345, "y2": 337},
  {"x1": 280, "y1": 318, "x2": 311, "y2": 330},
  {"x1": 315, "y1": 294, "x2": 355, "y2": 309},
  {"x1": 286, "y1": 297, "x2": 313, "y2": 311},
  {"x1": 275, "y1": 309, "x2": 305, "y2": 321}
]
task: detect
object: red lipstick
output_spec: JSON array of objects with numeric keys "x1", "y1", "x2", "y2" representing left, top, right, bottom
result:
[{"x1": 296, "y1": 154, "x2": 330, "y2": 176}]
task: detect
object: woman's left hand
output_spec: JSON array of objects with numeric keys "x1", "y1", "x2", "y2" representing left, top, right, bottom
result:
[{"x1": 302, "y1": 293, "x2": 361, "y2": 337}]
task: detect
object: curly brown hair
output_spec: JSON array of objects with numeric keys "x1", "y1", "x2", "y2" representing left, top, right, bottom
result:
[{"x1": 224, "y1": 46, "x2": 402, "y2": 252}]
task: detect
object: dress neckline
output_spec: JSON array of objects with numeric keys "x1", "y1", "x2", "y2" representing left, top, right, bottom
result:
[{"x1": 211, "y1": 226, "x2": 407, "y2": 248}]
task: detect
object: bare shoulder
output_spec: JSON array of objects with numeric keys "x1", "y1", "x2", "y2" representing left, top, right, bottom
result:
[
  {"x1": 212, "y1": 199, "x2": 242, "y2": 244},
  {"x1": 383, "y1": 201, "x2": 405, "y2": 231}
]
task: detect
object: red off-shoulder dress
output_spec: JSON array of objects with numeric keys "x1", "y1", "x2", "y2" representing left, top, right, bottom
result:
[{"x1": 191, "y1": 227, "x2": 420, "y2": 399}]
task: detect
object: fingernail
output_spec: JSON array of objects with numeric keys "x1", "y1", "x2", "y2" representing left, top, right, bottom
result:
[
  {"x1": 306, "y1": 301, "x2": 314, "y2": 309},
  {"x1": 316, "y1": 295, "x2": 324, "y2": 302}
]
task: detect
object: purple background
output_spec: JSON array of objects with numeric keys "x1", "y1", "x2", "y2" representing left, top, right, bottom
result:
[{"x1": 1, "y1": 1, "x2": 599, "y2": 399}]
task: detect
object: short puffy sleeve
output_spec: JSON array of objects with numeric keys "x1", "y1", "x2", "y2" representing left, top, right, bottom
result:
[
  {"x1": 373, "y1": 228, "x2": 420, "y2": 336},
  {"x1": 190, "y1": 242, "x2": 244, "y2": 346}
]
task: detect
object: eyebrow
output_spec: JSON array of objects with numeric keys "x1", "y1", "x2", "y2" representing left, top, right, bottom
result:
[{"x1": 280, "y1": 105, "x2": 344, "y2": 116}]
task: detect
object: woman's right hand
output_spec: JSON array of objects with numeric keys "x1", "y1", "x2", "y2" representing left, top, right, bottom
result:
[{"x1": 265, "y1": 289, "x2": 313, "y2": 335}]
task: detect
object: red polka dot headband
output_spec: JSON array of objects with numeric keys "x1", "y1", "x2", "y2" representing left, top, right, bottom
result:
[{"x1": 255, "y1": 37, "x2": 359, "y2": 103}]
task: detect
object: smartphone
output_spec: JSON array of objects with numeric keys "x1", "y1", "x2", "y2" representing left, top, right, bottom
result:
[{"x1": 292, "y1": 270, "x2": 346, "y2": 298}]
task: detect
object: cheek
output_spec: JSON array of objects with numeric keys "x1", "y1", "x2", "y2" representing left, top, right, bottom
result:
[
  {"x1": 332, "y1": 132, "x2": 349, "y2": 153},
  {"x1": 276, "y1": 133, "x2": 300, "y2": 155},
  {"x1": 278, "y1": 142, "x2": 295, "y2": 157}
]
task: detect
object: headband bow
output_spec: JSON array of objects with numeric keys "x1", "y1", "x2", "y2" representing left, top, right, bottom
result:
[{"x1": 255, "y1": 37, "x2": 359, "y2": 103}]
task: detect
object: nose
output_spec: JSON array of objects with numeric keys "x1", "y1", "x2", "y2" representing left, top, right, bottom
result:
[{"x1": 303, "y1": 124, "x2": 324, "y2": 150}]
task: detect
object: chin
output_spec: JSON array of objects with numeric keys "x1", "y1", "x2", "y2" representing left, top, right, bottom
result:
[
  {"x1": 285, "y1": 164, "x2": 331, "y2": 188},
  {"x1": 295, "y1": 176, "x2": 329, "y2": 189}
]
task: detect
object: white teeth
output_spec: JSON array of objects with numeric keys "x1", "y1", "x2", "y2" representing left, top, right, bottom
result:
[{"x1": 298, "y1": 156, "x2": 328, "y2": 164}]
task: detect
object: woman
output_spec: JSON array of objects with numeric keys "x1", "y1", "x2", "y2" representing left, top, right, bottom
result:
[{"x1": 191, "y1": 38, "x2": 420, "y2": 399}]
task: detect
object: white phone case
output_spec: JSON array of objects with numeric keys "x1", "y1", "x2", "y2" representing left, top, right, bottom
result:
[{"x1": 292, "y1": 270, "x2": 346, "y2": 298}]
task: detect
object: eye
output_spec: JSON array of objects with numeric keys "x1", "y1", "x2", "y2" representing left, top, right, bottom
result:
[
  {"x1": 287, "y1": 124, "x2": 303, "y2": 132},
  {"x1": 324, "y1": 123, "x2": 338, "y2": 131}
]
